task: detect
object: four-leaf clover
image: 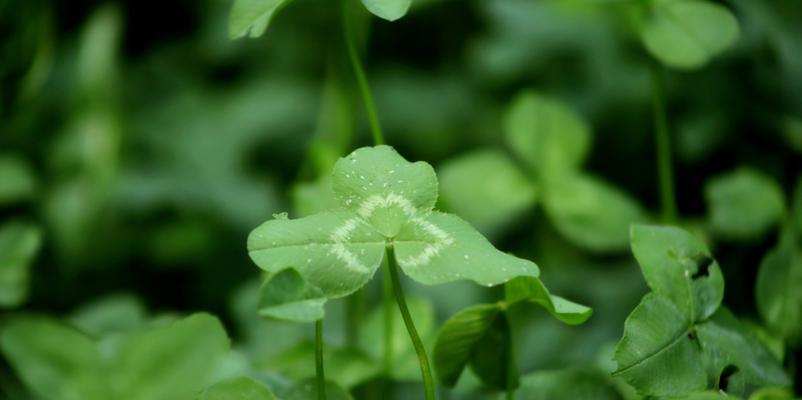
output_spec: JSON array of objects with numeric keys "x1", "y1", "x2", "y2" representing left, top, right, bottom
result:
[{"x1": 248, "y1": 145, "x2": 539, "y2": 308}]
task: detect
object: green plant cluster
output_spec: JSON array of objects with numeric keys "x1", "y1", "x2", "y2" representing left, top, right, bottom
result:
[{"x1": 1, "y1": 0, "x2": 801, "y2": 399}]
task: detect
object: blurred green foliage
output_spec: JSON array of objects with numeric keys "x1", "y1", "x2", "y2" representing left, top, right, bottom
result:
[{"x1": 1, "y1": 0, "x2": 801, "y2": 398}]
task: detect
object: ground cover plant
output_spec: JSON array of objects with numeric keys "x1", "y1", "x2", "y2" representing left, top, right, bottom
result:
[{"x1": 1, "y1": 0, "x2": 801, "y2": 399}]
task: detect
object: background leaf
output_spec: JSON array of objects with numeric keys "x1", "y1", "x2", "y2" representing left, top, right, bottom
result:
[
  {"x1": 504, "y1": 91, "x2": 591, "y2": 178},
  {"x1": 543, "y1": 174, "x2": 644, "y2": 253},
  {"x1": 0, "y1": 316, "x2": 110, "y2": 400},
  {"x1": 360, "y1": 0, "x2": 412, "y2": 21},
  {"x1": 705, "y1": 168, "x2": 785, "y2": 241},
  {"x1": 438, "y1": 150, "x2": 537, "y2": 238},
  {"x1": 641, "y1": 0, "x2": 740, "y2": 69},
  {"x1": 0, "y1": 155, "x2": 37, "y2": 206},
  {"x1": 112, "y1": 313, "x2": 230, "y2": 400},
  {"x1": 228, "y1": 0, "x2": 292, "y2": 39},
  {"x1": 0, "y1": 221, "x2": 42, "y2": 308},
  {"x1": 755, "y1": 230, "x2": 802, "y2": 343}
]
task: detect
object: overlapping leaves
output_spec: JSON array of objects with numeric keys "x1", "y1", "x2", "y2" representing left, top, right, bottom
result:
[
  {"x1": 0, "y1": 313, "x2": 231, "y2": 400},
  {"x1": 248, "y1": 145, "x2": 540, "y2": 317},
  {"x1": 439, "y1": 91, "x2": 644, "y2": 252},
  {"x1": 229, "y1": 0, "x2": 411, "y2": 40},
  {"x1": 433, "y1": 276, "x2": 591, "y2": 391},
  {"x1": 613, "y1": 225, "x2": 789, "y2": 397}
]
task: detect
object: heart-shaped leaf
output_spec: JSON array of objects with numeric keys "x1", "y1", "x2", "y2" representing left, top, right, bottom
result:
[
  {"x1": 705, "y1": 168, "x2": 785, "y2": 241},
  {"x1": 228, "y1": 0, "x2": 293, "y2": 39},
  {"x1": 504, "y1": 91, "x2": 591, "y2": 178},
  {"x1": 640, "y1": 0, "x2": 740, "y2": 69},
  {"x1": 544, "y1": 174, "x2": 644, "y2": 252},
  {"x1": 360, "y1": 0, "x2": 412, "y2": 22},
  {"x1": 630, "y1": 224, "x2": 723, "y2": 322}
]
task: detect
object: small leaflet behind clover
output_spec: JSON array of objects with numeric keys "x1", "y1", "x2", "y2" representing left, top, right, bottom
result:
[{"x1": 248, "y1": 145, "x2": 539, "y2": 301}]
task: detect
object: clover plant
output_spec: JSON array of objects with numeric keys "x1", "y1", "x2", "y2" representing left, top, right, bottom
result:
[{"x1": 247, "y1": 145, "x2": 588, "y2": 398}]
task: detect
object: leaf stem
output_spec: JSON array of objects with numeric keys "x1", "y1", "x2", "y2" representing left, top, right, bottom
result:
[
  {"x1": 342, "y1": 0, "x2": 385, "y2": 146},
  {"x1": 504, "y1": 311, "x2": 517, "y2": 400},
  {"x1": 383, "y1": 258, "x2": 394, "y2": 374},
  {"x1": 386, "y1": 245, "x2": 436, "y2": 400},
  {"x1": 316, "y1": 319, "x2": 327, "y2": 400},
  {"x1": 651, "y1": 65, "x2": 677, "y2": 223}
]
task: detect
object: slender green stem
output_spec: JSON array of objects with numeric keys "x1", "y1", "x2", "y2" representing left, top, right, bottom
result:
[
  {"x1": 382, "y1": 258, "x2": 394, "y2": 374},
  {"x1": 315, "y1": 320, "x2": 327, "y2": 400},
  {"x1": 386, "y1": 245, "x2": 436, "y2": 400},
  {"x1": 504, "y1": 310, "x2": 516, "y2": 400},
  {"x1": 342, "y1": 0, "x2": 385, "y2": 146},
  {"x1": 651, "y1": 65, "x2": 677, "y2": 223}
]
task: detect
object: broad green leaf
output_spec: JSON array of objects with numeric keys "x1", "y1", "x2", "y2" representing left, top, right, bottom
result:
[
  {"x1": 748, "y1": 387, "x2": 796, "y2": 400},
  {"x1": 283, "y1": 378, "x2": 354, "y2": 400},
  {"x1": 248, "y1": 211, "x2": 385, "y2": 298},
  {"x1": 0, "y1": 155, "x2": 37, "y2": 206},
  {"x1": 113, "y1": 313, "x2": 230, "y2": 400},
  {"x1": 331, "y1": 145, "x2": 438, "y2": 237},
  {"x1": 641, "y1": 0, "x2": 740, "y2": 69},
  {"x1": 504, "y1": 276, "x2": 592, "y2": 325},
  {"x1": 198, "y1": 376, "x2": 277, "y2": 400},
  {"x1": 613, "y1": 293, "x2": 707, "y2": 397},
  {"x1": 514, "y1": 368, "x2": 624, "y2": 400},
  {"x1": 433, "y1": 303, "x2": 501, "y2": 387},
  {"x1": 469, "y1": 310, "x2": 517, "y2": 391},
  {"x1": 358, "y1": 296, "x2": 435, "y2": 380},
  {"x1": 228, "y1": 0, "x2": 292, "y2": 39},
  {"x1": 258, "y1": 268, "x2": 327, "y2": 323},
  {"x1": 696, "y1": 308, "x2": 791, "y2": 395},
  {"x1": 503, "y1": 91, "x2": 591, "y2": 177},
  {"x1": 793, "y1": 178, "x2": 802, "y2": 234},
  {"x1": 0, "y1": 221, "x2": 42, "y2": 308},
  {"x1": 360, "y1": 0, "x2": 412, "y2": 21},
  {"x1": 543, "y1": 174, "x2": 644, "y2": 252},
  {"x1": 69, "y1": 293, "x2": 146, "y2": 336},
  {"x1": 705, "y1": 168, "x2": 785, "y2": 241},
  {"x1": 630, "y1": 224, "x2": 724, "y2": 322},
  {"x1": 394, "y1": 212, "x2": 539, "y2": 286},
  {"x1": 756, "y1": 230, "x2": 802, "y2": 342},
  {"x1": 0, "y1": 316, "x2": 110, "y2": 400},
  {"x1": 437, "y1": 150, "x2": 537, "y2": 237}
]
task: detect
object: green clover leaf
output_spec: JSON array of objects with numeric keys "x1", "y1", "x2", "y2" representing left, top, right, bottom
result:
[
  {"x1": 248, "y1": 145, "x2": 540, "y2": 302},
  {"x1": 614, "y1": 225, "x2": 789, "y2": 397}
]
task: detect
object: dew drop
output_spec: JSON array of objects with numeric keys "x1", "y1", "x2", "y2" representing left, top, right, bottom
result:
[{"x1": 464, "y1": 254, "x2": 470, "y2": 260}]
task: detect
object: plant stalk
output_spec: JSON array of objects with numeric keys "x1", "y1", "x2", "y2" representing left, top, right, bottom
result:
[
  {"x1": 386, "y1": 245, "x2": 436, "y2": 400},
  {"x1": 316, "y1": 319, "x2": 327, "y2": 400},
  {"x1": 342, "y1": 0, "x2": 385, "y2": 145},
  {"x1": 651, "y1": 65, "x2": 677, "y2": 223},
  {"x1": 383, "y1": 258, "x2": 394, "y2": 374}
]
